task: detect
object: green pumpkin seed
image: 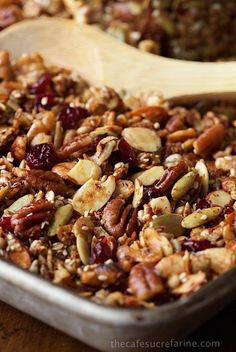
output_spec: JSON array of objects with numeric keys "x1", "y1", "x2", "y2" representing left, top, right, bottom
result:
[
  {"x1": 48, "y1": 204, "x2": 73, "y2": 237},
  {"x1": 6, "y1": 194, "x2": 34, "y2": 213},
  {"x1": 181, "y1": 207, "x2": 222, "y2": 229},
  {"x1": 152, "y1": 214, "x2": 184, "y2": 237},
  {"x1": 171, "y1": 170, "x2": 197, "y2": 200}
]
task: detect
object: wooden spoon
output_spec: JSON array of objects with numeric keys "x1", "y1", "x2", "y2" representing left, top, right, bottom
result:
[{"x1": 0, "y1": 17, "x2": 236, "y2": 100}]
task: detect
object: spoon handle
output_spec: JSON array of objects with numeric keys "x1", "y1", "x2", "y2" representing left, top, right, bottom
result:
[{"x1": 1, "y1": 18, "x2": 236, "y2": 98}]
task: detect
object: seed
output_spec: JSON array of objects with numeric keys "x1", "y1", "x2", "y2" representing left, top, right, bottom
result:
[
  {"x1": 171, "y1": 170, "x2": 197, "y2": 200},
  {"x1": 181, "y1": 207, "x2": 222, "y2": 229}
]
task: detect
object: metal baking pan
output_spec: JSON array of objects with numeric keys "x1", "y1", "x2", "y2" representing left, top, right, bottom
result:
[{"x1": 0, "y1": 257, "x2": 236, "y2": 351}]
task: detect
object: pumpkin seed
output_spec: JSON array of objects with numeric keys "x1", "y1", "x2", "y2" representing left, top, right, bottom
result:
[
  {"x1": 6, "y1": 194, "x2": 34, "y2": 213},
  {"x1": 152, "y1": 214, "x2": 184, "y2": 237},
  {"x1": 73, "y1": 217, "x2": 94, "y2": 265},
  {"x1": 48, "y1": 204, "x2": 73, "y2": 237},
  {"x1": 171, "y1": 170, "x2": 197, "y2": 200},
  {"x1": 181, "y1": 207, "x2": 222, "y2": 229}
]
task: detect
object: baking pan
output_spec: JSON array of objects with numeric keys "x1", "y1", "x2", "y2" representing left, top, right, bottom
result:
[{"x1": 0, "y1": 257, "x2": 235, "y2": 351}]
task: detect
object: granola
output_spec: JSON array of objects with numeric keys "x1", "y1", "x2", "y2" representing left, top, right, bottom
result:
[
  {"x1": 1, "y1": 1, "x2": 236, "y2": 61},
  {"x1": 1, "y1": 51, "x2": 236, "y2": 308}
]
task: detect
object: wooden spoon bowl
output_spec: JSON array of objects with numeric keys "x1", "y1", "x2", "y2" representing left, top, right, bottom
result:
[{"x1": 0, "y1": 17, "x2": 236, "y2": 101}]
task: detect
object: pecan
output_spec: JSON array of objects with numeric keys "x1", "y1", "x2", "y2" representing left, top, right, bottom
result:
[
  {"x1": 5, "y1": 177, "x2": 28, "y2": 200},
  {"x1": 11, "y1": 135, "x2": 27, "y2": 162},
  {"x1": 81, "y1": 262, "x2": 121, "y2": 287},
  {"x1": 128, "y1": 106, "x2": 168, "y2": 123},
  {"x1": 11, "y1": 199, "x2": 54, "y2": 236},
  {"x1": 58, "y1": 134, "x2": 93, "y2": 159},
  {"x1": 0, "y1": 51, "x2": 13, "y2": 81},
  {"x1": 193, "y1": 123, "x2": 225, "y2": 157},
  {"x1": 25, "y1": 170, "x2": 71, "y2": 196},
  {"x1": 102, "y1": 199, "x2": 138, "y2": 238},
  {"x1": 128, "y1": 263, "x2": 164, "y2": 300},
  {"x1": 0, "y1": 5, "x2": 22, "y2": 30},
  {"x1": 52, "y1": 161, "x2": 76, "y2": 180},
  {"x1": 154, "y1": 160, "x2": 188, "y2": 194}
]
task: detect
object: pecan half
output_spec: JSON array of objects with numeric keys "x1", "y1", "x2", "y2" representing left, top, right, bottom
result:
[
  {"x1": 25, "y1": 170, "x2": 71, "y2": 196},
  {"x1": 11, "y1": 199, "x2": 54, "y2": 236},
  {"x1": 0, "y1": 126, "x2": 18, "y2": 153},
  {"x1": 128, "y1": 263, "x2": 164, "y2": 300},
  {"x1": 194, "y1": 123, "x2": 225, "y2": 157},
  {"x1": 58, "y1": 134, "x2": 93, "y2": 159},
  {"x1": 222, "y1": 177, "x2": 236, "y2": 193},
  {"x1": 102, "y1": 199, "x2": 138, "y2": 238},
  {"x1": 154, "y1": 160, "x2": 188, "y2": 194}
]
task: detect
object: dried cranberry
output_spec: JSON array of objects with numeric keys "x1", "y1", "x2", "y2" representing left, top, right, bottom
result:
[
  {"x1": 231, "y1": 141, "x2": 236, "y2": 155},
  {"x1": 91, "y1": 236, "x2": 113, "y2": 264},
  {"x1": 223, "y1": 204, "x2": 234, "y2": 215},
  {"x1": 30, "y1": 73, "x2": 51, "y2": 94},
  {"x1": 196, "y1": 198, "x2": 211, "y2": 210},
  {"x1": 26, "y1": 143, "x2": 57, "y2": 170},
  {"x1": 35, "y1": 92, "x2": 55, "y2": 110},
  {"x1": 182, "y1": 239, "x2": 212, "y2": 252},
  {"x1": 117, "y1": 138, "x2": 136, "y2": 166},
  {"x1": 58, "y1": 105, "x2": 90, "y2": 130},
  {"x1": 0, "y1": 216, "x2": 12, "y2": 232},
  {"x1": 94, "y1": 134, "x2": 108, "y2": 147}
]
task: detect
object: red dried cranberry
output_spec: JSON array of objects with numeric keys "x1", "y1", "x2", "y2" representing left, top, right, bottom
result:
[
  {"x1": 94, "y1": 134, "x2": 108, "y2": 147},
  {"x1": 30, "y1": 73, "x2": 51, "y2": 94},
  {"x1": 117, "y1": 138, "x2": 136, "y2": 166},
  {"x1": 58, "y1": 105, "x2": 90, "y2": 130},
  {"x1": 196, "y1": 198, "x2": 211, "y2": 210},
  {"x1": 26, "y1": 143, "x2": 57, "y2": 170},
  {"x1": 182, "y1": 239, "x2": 212, "y2": 252},
  {"x1": 91, "y1": 236, "x2": 113, "y2": 264},
  {"x1": 0, "y1": 216, "x2": 12, "y2": 232},
  {"x1": 35, "y1": 92, "x2": 55, "y2": 110},
  {"x1": 223, "y1": 204, "x2": 234, "y2": 215}
]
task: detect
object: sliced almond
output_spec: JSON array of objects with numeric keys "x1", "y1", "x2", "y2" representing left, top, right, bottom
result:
[
  {"x1": 132, "y1": 179, "x2": 143, "y2": 208},
  {"x1": 206, "y1": 190, "x2": 232, "y2": 207},
  {"x1": 182, "y1": 207, "x2": 222, "y2": 229},
  {"x1": 195, "y1": 159, "x2": 209, "y2": 196},
  {"x1": 91, "y1": 136, "x2": 117, "y2": 166},
  {"x1": 122, "y1": 127, "x2": 161, "y2": 152},
  {"x1": 48, "y1": 204, "x2": 73, "y2": 237},
  {"x1": 72, "y1": 176, "x2": 116, "y2": 214},
  {"x1": 68, "y1": 159, "x2": 102, "y2": 185},
  {"x1": 171, "y1": 170, "x2": 197, "y2": 200},
  {"x1": 52, "y1": 162, "x2": 76, "y2": 180},
  {"x1": 152, "y1": 214, "x2": 184, "y2": 237},
  {"x1": 149, "y1": 196, "x2": 172, "y2": 215},
  {"x1": 6, "y1": 194, "x2": 34, "y2": 213},
  {"x1": 31, "y1": 132, "x2": 52, "y2": 147},
  {"x1": 113, "y1": 179, "x2": 134, "y2": 200},
  {"x1": 130, "y1": 166, "x2": 164, "y2": 186}
]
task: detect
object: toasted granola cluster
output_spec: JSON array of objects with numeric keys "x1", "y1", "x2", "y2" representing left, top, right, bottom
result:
[
  {"x1": 1, "y1": 1, "x2": 236, "y2": 61},
  {"x1": 1, "y1": 50, "x2": 236, "y2": 307}
]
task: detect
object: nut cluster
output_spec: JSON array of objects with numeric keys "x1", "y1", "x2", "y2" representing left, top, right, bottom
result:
[{"x1": 1, "y1": 51, "x2": 236, "y2": 308}]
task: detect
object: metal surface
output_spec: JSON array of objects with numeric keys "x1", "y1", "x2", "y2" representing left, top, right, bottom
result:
[{"x1": 0, "y1": 258, "x2": 236, "y2": 351}]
